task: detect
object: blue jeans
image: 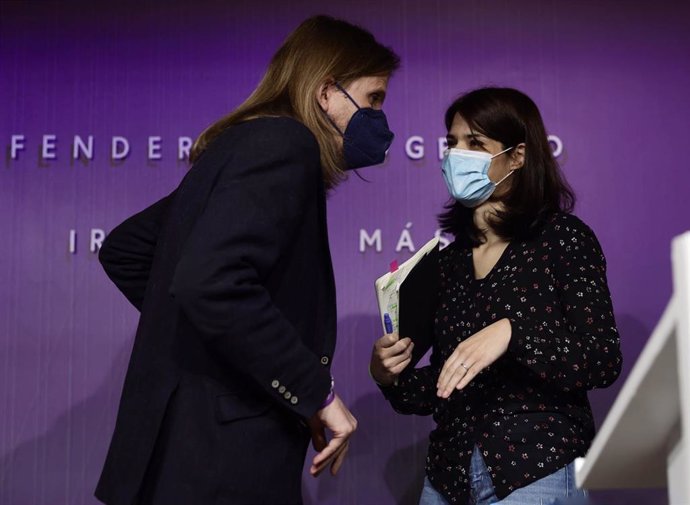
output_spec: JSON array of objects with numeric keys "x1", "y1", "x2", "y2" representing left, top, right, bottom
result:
[{"x1": 419, "y1": 446, "x2": 588, "y2": 505}]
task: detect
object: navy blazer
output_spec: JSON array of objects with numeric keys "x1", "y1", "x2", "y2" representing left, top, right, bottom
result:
[{"x1": 95, "y1": 117, "x2": 336, "y2": 505}]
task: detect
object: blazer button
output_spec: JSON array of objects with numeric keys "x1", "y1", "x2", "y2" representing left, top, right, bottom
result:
[
  {"x1": 278, "y1": 385, "x2": 286, "y2": 394},
  {"x1": 271, "y1": 380, "x2": 280, "y2": 389},
  {"x1": 284, "y1": 391, "x2": 292, "y2": 400},
  {"x1": 291, "y1": 396, "x2": 298, "y2": 405},
  {"x1": 320, "y1": 356, "x2": 330, "y2": 365}
]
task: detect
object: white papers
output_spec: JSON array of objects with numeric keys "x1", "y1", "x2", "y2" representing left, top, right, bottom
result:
[{"x1": 374, "y1": 237, "x2": 439, "y2": 334}]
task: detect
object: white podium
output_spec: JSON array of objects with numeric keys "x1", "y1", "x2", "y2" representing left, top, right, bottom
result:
[{"x1": 575, "y1": 231, "x2": 690, "y2": 504}]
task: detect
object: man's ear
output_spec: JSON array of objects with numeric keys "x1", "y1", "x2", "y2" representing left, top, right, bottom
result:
[
  {"x1": 511, "y1": 143, "x2": 526, "y2": 170},
  {"x1": 316, "y1": 78, "x2": 335, "y2": 112}
]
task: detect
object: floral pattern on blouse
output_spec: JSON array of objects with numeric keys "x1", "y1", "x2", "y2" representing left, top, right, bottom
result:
[{"x1": 380, "y1": 212, "x2": 622, "y2": 504}]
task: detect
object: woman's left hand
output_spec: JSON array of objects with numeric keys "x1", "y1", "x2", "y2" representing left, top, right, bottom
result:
[{"x1": 437, "y1": 318, "x2": 512, "y2": 398}]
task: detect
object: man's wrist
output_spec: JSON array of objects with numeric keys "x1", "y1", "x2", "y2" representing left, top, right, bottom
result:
[{"x1": 321, "y1": 376, "x2": 336, "y2": 408}]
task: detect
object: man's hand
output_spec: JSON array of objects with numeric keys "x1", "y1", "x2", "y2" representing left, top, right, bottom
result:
[{"x1": 308, "y1": 393, "x2": 357, "y2": 477}]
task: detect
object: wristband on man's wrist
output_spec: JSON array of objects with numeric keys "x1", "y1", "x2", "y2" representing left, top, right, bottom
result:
[{"x1": 321, "y1": 377, "x2": 335, "y2": 408}]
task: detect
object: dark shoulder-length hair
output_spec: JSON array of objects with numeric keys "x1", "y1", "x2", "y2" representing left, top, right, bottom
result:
[{"x1": 439, "y1": 87, "x2": 575, "y2": 247}]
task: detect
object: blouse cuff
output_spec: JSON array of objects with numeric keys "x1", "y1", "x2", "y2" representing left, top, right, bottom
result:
[{"x1": 506, "y1": 317, "x2": 527, "y2": 357}]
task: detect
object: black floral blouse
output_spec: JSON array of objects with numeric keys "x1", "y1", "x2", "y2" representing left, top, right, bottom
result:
[{"x1": 380, "y1": 212, "x2": 622, "y2": 504}]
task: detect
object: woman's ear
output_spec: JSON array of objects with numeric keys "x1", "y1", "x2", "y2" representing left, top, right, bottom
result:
[
  {"x1": 510, "y1": 143, "x2": 526, "y2": 170},
  {"x1": 316, "y1": 78, "x2": 335, "y2": 112}
]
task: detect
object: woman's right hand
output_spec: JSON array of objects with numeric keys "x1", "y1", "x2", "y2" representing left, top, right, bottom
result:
[{"x1": 369, "y1": 332, "x2": 414, "y2": 386}]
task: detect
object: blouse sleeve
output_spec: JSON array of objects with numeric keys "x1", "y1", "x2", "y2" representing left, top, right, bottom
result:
[
  {"x1": 506, "y1": 219, "x2": 623, "y2": 392},
  {"x1": 378, "y1": 344, "x2": 442, "y2": 416}
]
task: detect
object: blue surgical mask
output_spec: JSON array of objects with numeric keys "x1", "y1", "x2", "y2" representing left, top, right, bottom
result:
[
  {"x1": 325, "y1": 83, "x2": 395, "y2": 170},
  {"x1": 441, "y1": 146, "x2": 515, "y2": 207}
]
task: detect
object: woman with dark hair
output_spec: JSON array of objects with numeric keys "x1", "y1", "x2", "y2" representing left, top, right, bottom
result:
[{"x1": 370, "y1": 87, "x2": 622, "y2": 504}]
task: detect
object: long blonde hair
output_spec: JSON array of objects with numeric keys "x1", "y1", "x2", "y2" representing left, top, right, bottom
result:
[{"x1": 190, "y1": 16, "x2": 400, "y2": 189}]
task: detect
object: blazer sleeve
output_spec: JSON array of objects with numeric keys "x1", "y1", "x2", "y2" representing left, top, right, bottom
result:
[
  {"x1": 169, "y1": 122, "x2": 332, "y2": 419},
  {"x1": 99, "y1": 191, "x2": 176, "y2": 311}
]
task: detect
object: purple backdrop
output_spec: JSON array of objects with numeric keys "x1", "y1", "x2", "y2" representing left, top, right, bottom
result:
[{"x1": 2, "y1": 1, "x2": 689, "y2": 504}]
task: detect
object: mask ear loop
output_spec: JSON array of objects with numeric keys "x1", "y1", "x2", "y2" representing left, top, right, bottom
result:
[
  {"x1": 331, "y1": 82, "x2": 371, "y2": 181},
  {"x1": 491, "y1": 145, "x2": 518, "y2": 187},
  {"x1": 321, "y1": 82, "x2": 360, "y2": 135},
  {"x1": 352, "y1": 170, "x2": 371, "y2": 183},
  {"x1": 490, "y1": 145, "x2": 515, "y2": 159},
  {"x1": 495, "y1": 169, "x2": 517, "y2": 187},
  {"x1": 334, "y1": 82, "x2": 362, "y2": 110}
]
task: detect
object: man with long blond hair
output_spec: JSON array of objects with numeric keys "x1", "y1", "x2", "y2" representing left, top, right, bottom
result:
[{"x1": 95, "y1": 15, "x2": 399, "y2": 505}]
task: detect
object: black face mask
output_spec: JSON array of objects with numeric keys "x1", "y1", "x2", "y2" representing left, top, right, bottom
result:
[{"x1": 325, "y1": 83, "x2": 395, "y2": 170}]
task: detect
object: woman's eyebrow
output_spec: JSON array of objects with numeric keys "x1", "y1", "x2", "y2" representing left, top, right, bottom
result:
[{"x1": 465, "y1": 132, "x2": 485, "y2": 140}]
